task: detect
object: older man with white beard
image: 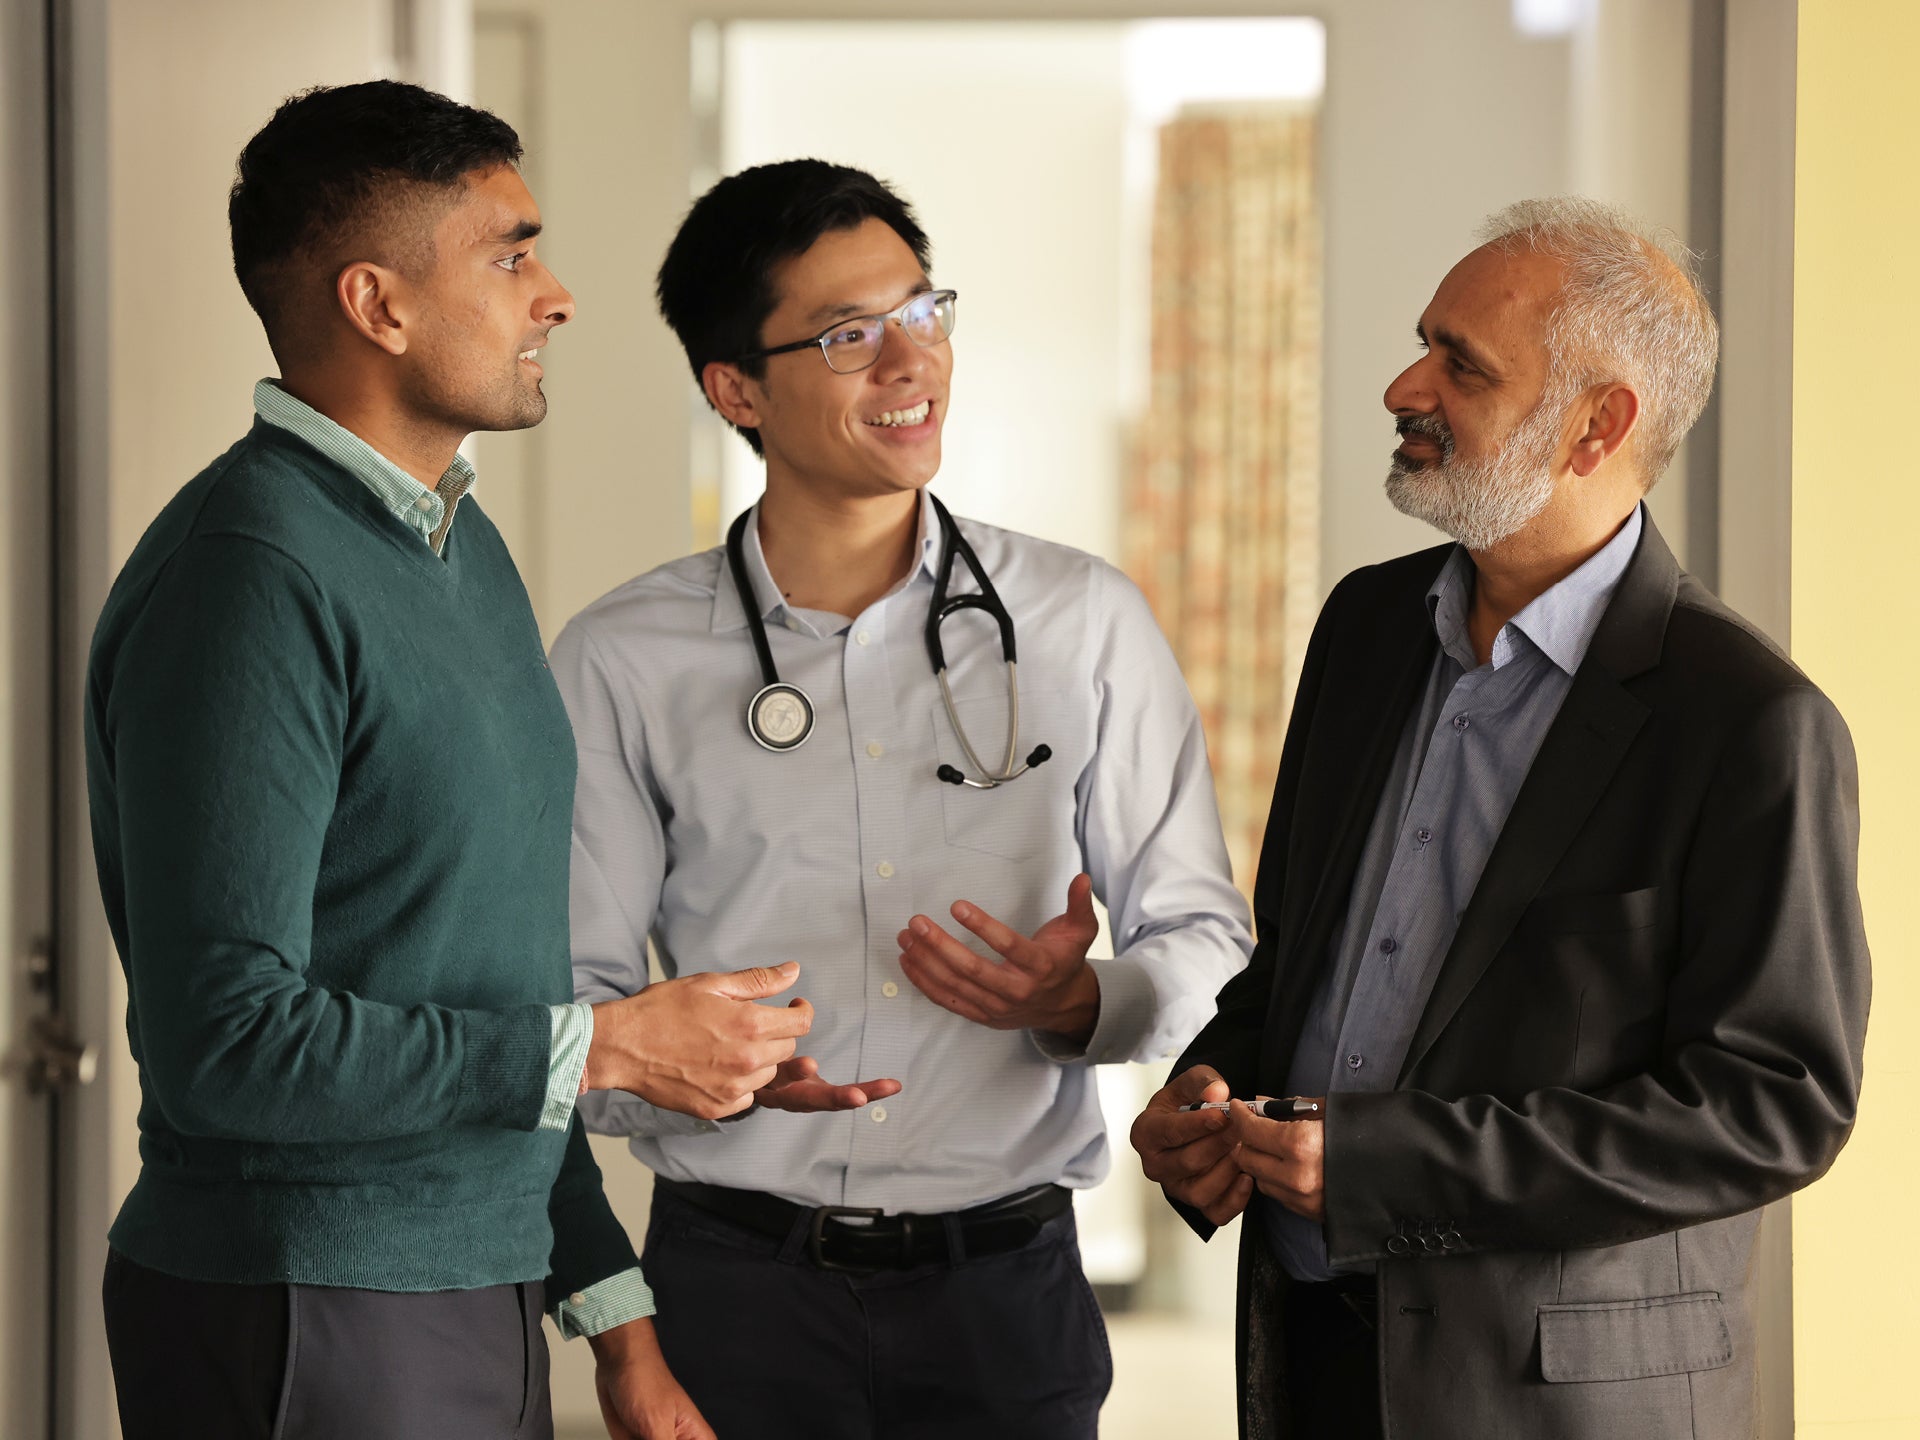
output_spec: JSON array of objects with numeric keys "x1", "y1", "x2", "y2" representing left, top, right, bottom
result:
[{"x1": 1130, "y1": 197, "x2": 1871, "y2": 1439}]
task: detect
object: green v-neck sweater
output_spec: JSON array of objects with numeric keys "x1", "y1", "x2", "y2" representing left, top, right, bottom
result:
[{"x1": 85, "y1": 420, "x2": 635, "y2": 1295}]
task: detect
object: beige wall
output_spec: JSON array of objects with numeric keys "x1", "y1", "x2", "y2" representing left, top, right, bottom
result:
[{"x1": 1789, "y1": 2, "x2": 1919, "y2": 1434}]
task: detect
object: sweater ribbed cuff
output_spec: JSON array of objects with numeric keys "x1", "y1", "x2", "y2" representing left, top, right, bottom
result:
[{"x1": 458, "y1": 1004, "x2": 554, "y2": 1131}]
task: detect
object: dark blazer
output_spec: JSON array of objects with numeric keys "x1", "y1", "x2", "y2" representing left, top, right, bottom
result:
[{"x1": 1173, "y1": 516, "x2": 1870, "y2": 1439}]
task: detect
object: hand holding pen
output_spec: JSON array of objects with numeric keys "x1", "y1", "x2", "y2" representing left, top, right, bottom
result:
[
  {"x1": 1225, "y1": 1094, "x2": 1328, "y2": 1222},
  {"x1": 1128, "y1": 1065, "x2": 1256, "y2": 1226}
]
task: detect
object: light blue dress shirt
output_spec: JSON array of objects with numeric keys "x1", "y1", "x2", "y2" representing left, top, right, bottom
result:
[
  {"x1": 253, "y1": 379, "x2": 652, "y2": 1335},
  {"x1": 1265, "y1": 506, "x2": 1645, "y2": 1280},
  {"x1": 553, "y1": 493, "x2": 1253, "y2": 1213}
]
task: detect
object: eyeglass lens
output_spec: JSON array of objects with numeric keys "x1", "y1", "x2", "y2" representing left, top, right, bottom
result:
[{"x1": 821, "y1": 291, "x2": 956, "y2": 373}]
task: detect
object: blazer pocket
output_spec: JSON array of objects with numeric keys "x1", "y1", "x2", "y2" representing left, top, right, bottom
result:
[
  {"x1": 1517, "y1": 885, "x2": 1660, "y2": 938},
  {"x1": 1537, "y1": 1291, "x2": 1732, "y2": 1383}
]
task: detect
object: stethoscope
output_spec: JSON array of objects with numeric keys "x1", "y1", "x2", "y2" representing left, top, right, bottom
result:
[{"x1": 725, "y1": 494, "x2": 1051, "y2": 789}]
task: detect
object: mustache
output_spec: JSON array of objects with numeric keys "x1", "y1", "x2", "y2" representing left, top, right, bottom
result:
[{"x1": 1394, "y1": 412, "x2": 1455, "y2": 465}]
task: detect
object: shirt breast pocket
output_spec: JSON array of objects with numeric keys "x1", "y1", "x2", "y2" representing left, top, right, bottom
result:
[{"x1": 930, "y1": 690, "x2": 1081, "y2": 862}]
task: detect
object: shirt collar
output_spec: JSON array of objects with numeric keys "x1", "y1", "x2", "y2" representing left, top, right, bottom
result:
[
  {"x1": 253, "y1": 379, "x2": 476, "y2": 550},
  {"x1": 710, "y1": 490, "x2": 945, "y2": 635},
  {"x1": 1427, "y1": 503, "x2": 1645, "y2": 676}
]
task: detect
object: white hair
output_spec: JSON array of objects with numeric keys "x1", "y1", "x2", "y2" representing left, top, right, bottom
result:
[{"x1": 1476, "y1": 196, "x2": 1719, "y2": 487}]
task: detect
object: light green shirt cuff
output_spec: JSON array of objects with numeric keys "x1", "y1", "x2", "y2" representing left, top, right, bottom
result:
[
  {"x1": 541, "y1": 1002, "x2": 594, "y2": 1132},
  {"x1": 550, "y1": 1265, "x2": 657, "y2": 1339}
]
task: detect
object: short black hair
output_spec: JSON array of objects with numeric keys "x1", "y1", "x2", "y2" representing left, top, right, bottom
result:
[
  {"x1": 230, "y1": 80, "x2": 523, "y2": 359},
  {"x1": 656, "y1": 159, "x2": 932, "y2": 455}
]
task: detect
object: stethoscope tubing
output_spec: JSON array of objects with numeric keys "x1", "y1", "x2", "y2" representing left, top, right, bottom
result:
[{"x1": 726, "y1": 494, "x2": 1047, "y2": 787}]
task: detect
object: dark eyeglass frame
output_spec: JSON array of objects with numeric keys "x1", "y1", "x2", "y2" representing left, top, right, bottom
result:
[{"x1": 733, "y1": 288, "x2": 959, "y2": 374}]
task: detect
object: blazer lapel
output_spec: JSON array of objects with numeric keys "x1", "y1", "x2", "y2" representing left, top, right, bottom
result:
[{"x1": 1398, "y1": 516, "x2": 1681, "y2": 1081}]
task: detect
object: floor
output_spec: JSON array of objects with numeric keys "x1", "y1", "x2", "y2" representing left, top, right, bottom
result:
[{"x1": 1101, "y1": 1312, "x2": 1241, "y2": 1439}]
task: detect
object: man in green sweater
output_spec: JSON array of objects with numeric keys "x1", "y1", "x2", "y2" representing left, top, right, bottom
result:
[{"x1": 85, "y1": 81, "x2": 807, "y2": 1440}]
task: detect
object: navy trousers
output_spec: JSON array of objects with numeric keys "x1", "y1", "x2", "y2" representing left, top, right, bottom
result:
[
  {"x1": 103, "y1": 1249, "x2": 553, "y2": 1440},
  {"x1": 643, "y1": 1184, "x2": 1113, "y2": 1439}
]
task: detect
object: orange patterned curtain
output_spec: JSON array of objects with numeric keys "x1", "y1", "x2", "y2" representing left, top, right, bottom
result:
[{"x1": 1123, "y1": 104, "x2": 1322, "y2": 892}]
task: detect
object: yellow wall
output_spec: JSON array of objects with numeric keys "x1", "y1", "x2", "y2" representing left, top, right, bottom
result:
[{"x1": 1791, "y1": 3, "x2": 1920, "y2": 1434}]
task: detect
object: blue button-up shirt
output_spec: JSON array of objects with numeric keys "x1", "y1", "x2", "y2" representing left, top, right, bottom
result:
[
  {"x1": 553, "y1": 493, "x2": 1252, "y2": 1213},
  {"x1": 1265, "y1": 506, "x2": 1645, "y2": 1280}
]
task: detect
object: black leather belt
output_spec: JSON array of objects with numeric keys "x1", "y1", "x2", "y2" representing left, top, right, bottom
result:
[{"x1": 656, "y1": 1177, "x2": 1073, "y2": 1272}]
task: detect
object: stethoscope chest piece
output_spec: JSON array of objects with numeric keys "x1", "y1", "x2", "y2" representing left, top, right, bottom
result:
[
  {"x1": 726, "y1": 496, "x2": 1047, "y2": 783},
  {"x1": 747, "y1": 681, "x2": 815, "y2": 752}
]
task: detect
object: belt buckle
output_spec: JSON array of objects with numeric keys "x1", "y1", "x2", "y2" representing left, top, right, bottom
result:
[{"x1": 806, "y1": 1204, "x2": 886, "y2": 1272}]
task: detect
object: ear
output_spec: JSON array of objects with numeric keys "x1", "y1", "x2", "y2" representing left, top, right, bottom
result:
[
  {"x1": 335, "y1": 261, "x2": 411, "y2": 357},
  {"x1": 1568, "y1": 382, "x2": 1640, "y2": 478},
  {"x1": 702, "y1": 361, "x2": 764, "y2": 437}
]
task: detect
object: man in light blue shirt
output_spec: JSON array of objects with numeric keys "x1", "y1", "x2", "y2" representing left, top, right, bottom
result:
[{"x1": 552, "y1": 160, "x2": 1251, "y2": 1438}]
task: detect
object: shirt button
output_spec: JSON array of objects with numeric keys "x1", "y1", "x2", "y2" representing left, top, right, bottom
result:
[
  {"x1": 1378, "y1": 937, "x2": 1397, "y2": 955},
  {"x1": 1415, "y1": 828, "x2": 1433, "y2": 845},
  {"x1": 882, "y1": 981, "x2": 900, "y2": 998},
  {"x1": 1453, "y1": 714, "x2": 1470, "y2": 732},
  {"x1": 875, "y1": 861, "x2": 895, "y2": 879},
  {"x1": 867, "y1": 741, "x2": 885, "y2": 759},
  {"x1": 414, "y1": 495, "x2": 435, "y2": 514},
  {"x1": 568, "y1": 1291, "x2": 586, "y2": 1307},
  {"x1": 1347, "y1": 1053, "x2": 1365, "y2": 1071},
  {"x1": 855, "y1": 630, "x2": 872, "y2": 646},
  {"x1": 870, "y1": 1105, "x2": 889, "y2": 1123}
]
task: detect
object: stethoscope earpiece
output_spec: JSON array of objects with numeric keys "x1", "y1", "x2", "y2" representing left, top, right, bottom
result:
[{"x1": 727, "y1": 497, "x2": 1049, "y2": 788}]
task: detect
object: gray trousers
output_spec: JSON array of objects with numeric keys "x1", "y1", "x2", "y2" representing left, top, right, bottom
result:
[{"x1": 104, "y1": 1249, "x2": 554, "y2": 1440}]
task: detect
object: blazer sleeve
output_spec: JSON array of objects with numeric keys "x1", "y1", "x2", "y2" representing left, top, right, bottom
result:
[{"x1": 1321, "y1": 683, "x2": 1872, "y2": 1262}]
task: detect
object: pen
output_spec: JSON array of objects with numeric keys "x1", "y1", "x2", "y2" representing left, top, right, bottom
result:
[{"x1": 1178, "y1": 1097, "x2": 1323, "y2": 1119}]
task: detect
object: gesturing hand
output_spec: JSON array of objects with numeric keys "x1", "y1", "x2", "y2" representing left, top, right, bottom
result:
[
  {"x1": 1129, "y1": 1065, "x2": 1254, "y2": 1226},
  {"x1": 897, "y1": 873, "x2": 1102, "y2": 1045},
  {"x1": 754, "y1": 1055, "x2": 903, "y2": 1113},
  {"x1": 585, "y1": 962, "x2": 814, "y2": 1121},
  {"x1": 1229, "y1": 1096, "x2": 1327, "y2": 1222}
]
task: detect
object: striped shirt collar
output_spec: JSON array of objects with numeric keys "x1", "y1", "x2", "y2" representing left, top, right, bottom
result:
[
  {"x1": 1428, "y1": 502, "x2": 1645, "y2": 675},
  {"x1": 253, "y1": 379, "x2": 476, "y2": 552},
  {"x1": 711, "y1": 489, "x2": 945, "y2": 635}
]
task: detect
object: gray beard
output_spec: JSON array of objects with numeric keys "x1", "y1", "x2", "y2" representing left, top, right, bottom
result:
[{"x1": 1385, "y1": 393, "x2": 1564, "y2": 551}]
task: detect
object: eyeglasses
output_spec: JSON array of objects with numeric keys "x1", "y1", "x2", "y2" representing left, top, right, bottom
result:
[{"x1": 736, "y1": 289, "x2": 958, "y2": 375}]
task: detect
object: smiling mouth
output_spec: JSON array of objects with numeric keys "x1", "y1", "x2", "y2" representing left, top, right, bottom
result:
[{"x1": 865, "y1": 400, "x2": 931, "y2": 429}]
